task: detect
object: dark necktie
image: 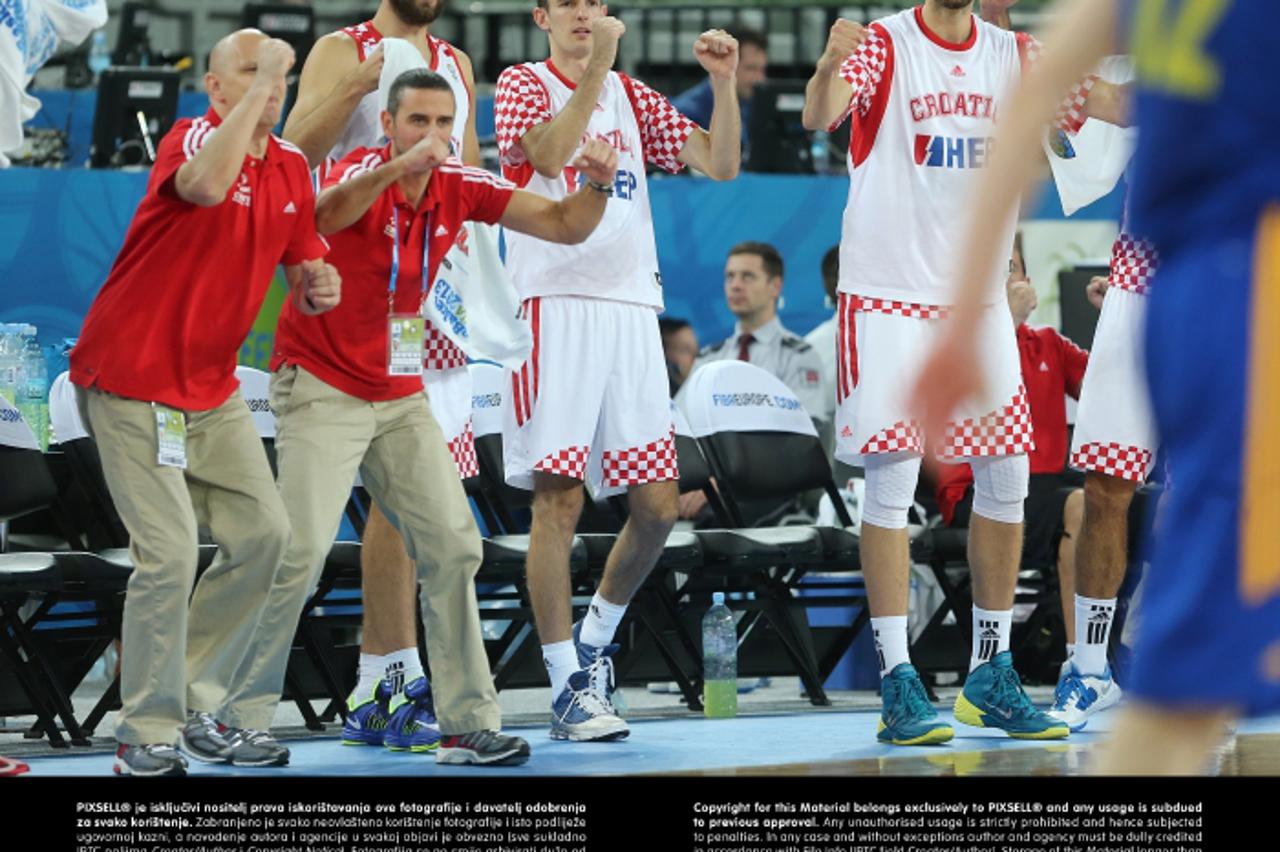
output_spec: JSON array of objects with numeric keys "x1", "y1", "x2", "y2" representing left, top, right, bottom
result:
[{"x1": 737, "y1": 333, "x2": 755, "y2": 362}]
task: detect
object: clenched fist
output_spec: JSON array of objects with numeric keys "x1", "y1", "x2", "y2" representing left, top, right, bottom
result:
[
  {"x1": 817, "y1": 19, "x2": 867, "y2": 74},
  {"x1": 693, "y1": 29, "x2": 739, "y2": 80},
  {"x1": 1086, "y1": 275, "x2": 1109, "y2": 310},
  {"x1": 400, "y1": 132, "x2": 452, "y2": 174},
  {"x1": 255, "y1": 38, "x2": 296, "y2": 86},
  {"x1": 589, "y1": 17, "x2": 626, "y2": 70},
  {"x1": 572, "y1": 138, "x2": 619, "y2": 187},
  {"x1": 348, "y1": 42, "x2": 385, "y2": 96},
  {"x1": 297, "y1": 258, "x2": 341, "y2": 315}
]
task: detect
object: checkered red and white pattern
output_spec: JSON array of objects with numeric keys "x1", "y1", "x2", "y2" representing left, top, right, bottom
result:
[
  {"x1": 494, "y1": 65, "x2": 553, "y2": 169},
  {"x1": 619, "y1": 74, "x2": 697, "y2": 175},
  {"x1": 603, "y1": 431, "x2": 679, "y2": 488},
  {"x1": 342, "y1": 21, "x2": 382, "y2": 61},
  {"x1": 940, "y1": 386, "x2": 1035, "y2": 460},
  {"x1": 853, "y1": 296, "x2": 950, "y2": 321},
  {"x1": 448, "y1": 420, "x2": 478, "y2": 480},
  {"x1": 424, "y1": 323, "x2": 468, "y2": 371},
  {"x1": 834, "y1": 25, "x2": 891, "y2": 130},
  {"x1": 860, "y1": 421, "x2": 924, "y2": 456},
  {"x1": 1109, "y1": 232, "x2": 1160, "y2": 295},
  {"x1": 1017, "y1": 33, "x2": 1094, "y2": 134},
  {"x1": 1071, "y1": 441, "x2": 1154, "y2": 483},
  {"x1": 534, "y1": 445, "x2": 591, "y2": 480}
]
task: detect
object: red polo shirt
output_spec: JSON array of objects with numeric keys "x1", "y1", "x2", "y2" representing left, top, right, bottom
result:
[
  {"x1": 936, "y1": 323, "x2": 1090, "y2": 524},
  {"x1": 272, "y1": 146, "x2": 516, "y2": 401},
  {"x1": 70, "y1": 109, "x2": 326, "y2": 411}
]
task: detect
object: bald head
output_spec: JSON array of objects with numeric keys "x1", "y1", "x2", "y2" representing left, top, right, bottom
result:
[{"x1": 205, "y1": 28, "x2": 292, "y2": 128}]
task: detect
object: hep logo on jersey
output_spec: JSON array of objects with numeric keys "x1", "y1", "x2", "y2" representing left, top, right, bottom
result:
[
  {"x1": 913, "y1": 135, "x2": 995, "y2": 169},
  {"x1": 563, "y1": 167, "x2": 640, "y2": 200}
]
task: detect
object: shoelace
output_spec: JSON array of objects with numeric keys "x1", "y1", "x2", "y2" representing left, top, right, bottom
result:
[
  {"x1": 585, "y1": 655, "x2": 618, "y2": 712},
  {"x1": 990, "y1": 665, "x2": 1036, "y2": 718},
  {"x1": 141, "y1": 744, "x2": 182, "y2": 758},
  {"x1": 228, "y1": 729, "x2": 273, "y2": 747},
  {"x1": 1053, "y1": 671, "x2": 1085, "y2": 708},
  {"x1": 192, "y1": 712, "x2": 231, "y2": 743},
  {"x1": 568, "y1": 678, "x2": 615, "y2": 718},
  {"x1": 894, "y1": 674, "x2": 935, "y2": 724}
]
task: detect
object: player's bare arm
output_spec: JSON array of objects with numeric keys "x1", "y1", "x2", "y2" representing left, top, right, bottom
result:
[
  {"x1": 283, "y1": 258, "x2": 343, "y2": 316},
  {"x1": 518, "y1": 16, "x2": 622, "y2": 179},
  {"x1": 675, "y1": 29, "x2": 741, "y2": 181},
  {"x1": 177, "y1": 38, "x2": 294, "y2": 207},
  {"x1": 452, "y1": 47, "x2": 483, "y2": 167},
  {"x1": 282, "y1": 33, "x2": 385, "y2": 169},
  {"x1": 909, "y1": 0, "x2": 1116, "y2": 440},
  {"x1": 801, "y1": 19, "x2": 867, "y2": 132},
  {"x1": 499, "y1": 139, "x2": 617, "y2": 243},
  {"x1": 314, "y1": 133, "x2": 451, "y2": 234},
  {"x1": 1083, "y1": 79, "x2": 1131, "y2": 128}
]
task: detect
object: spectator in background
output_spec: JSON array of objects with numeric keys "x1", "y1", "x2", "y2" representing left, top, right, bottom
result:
[
  {"x1": 804, "y1": 245, "x2": 841, "y2": 427},
  {"x1": 693, "y1": 240, "x2": 826, "y2": 421},
  {"x1": 659, "y1": 317, "x2": 699, "y2": 395},
  {"x1": 673, "y1": 25, "x2": 767, "y2": 146},
  {"x1": 934, "y1": 239, "x2": 1105, "y2": 657}
]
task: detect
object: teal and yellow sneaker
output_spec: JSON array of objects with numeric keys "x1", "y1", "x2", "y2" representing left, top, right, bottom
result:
[
  {"x1": 877, "y1": 663, "x2": 954, "y2": 745},
  {"x1": 954, "y1": 651, "x2": 1069, "y2": 739},
  {"x1": 341, "y1": 681, "x2": 392, "y2": 746},
  {"x1": 384, "y1": 677, "x2": 442, "y2": 752}
]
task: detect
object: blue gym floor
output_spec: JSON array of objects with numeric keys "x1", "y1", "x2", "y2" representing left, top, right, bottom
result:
[{"x1": 17, "y1": 706, "x2": 1280, "y2": 777}]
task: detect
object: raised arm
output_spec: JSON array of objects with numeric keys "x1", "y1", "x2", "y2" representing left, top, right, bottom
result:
[
  {"x1": 281, "y1": 33, "x2": 385, "y2": 169},
  {"x1": 176, "y1": 39, "x2": 295, "y2": 207},
  {"x1": 314, "y1": 134, "x2": 451, "y2": 234},
  {"x1": 674, "y1": 30, "x2": 741, "y2": 181},
  {"x1": 452, "y1": 47, "x2": 483, "y2": 167},
  {"x1": 512, "y1": 17, "x2": 622, "y2": 179},
  {"x1": 801, "y1": 19, "x2": 868, "y2": 132},
  {"x1": 498, "y1": 139, "x2": 617, "y2": 244}
]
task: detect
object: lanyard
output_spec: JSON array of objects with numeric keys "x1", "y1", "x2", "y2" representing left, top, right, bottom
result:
[{"x1": 388, "y1": 206, "x2": 432, "y2": 315}]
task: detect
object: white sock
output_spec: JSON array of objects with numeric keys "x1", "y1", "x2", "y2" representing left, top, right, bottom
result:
[
  {"x1": 871, "y1": 615, "x2": 911, "y2": 678},
  {"x1": 970, "y1": 607, "x2": 1013, "y2": 673},
  {"x1": 1073, "y1": 595, "x2": 1116, "y2": 676},
  {"x1": 542, "y1": 640, "x2": 579, "y2": 698},
  {"x1": 382, "y1": 647, "x2": 424, "y2": 694},
  {"x1": 580, "y1": 593, "x2": 628, "y2": 648},
  {"x1": 353, "y1": 653, "x2": 385, "y2": 700}
]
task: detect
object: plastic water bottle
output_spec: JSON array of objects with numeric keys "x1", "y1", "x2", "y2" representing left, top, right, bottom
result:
[
  {"x1": 0, "y1": 325, "x2": 23, "y2": 406},
  {"x1": 88, "y1": 30, "x2": 111, "y2": 81},
  {"x1": 810, "y1": 130, "x2": 830, "y2": 175},
  {"x1": 18, "y1": 326, "x2": 49, "y2": 450},
  {"x1": 702, "y1": 592, "x2": 738, "y2": 718}
]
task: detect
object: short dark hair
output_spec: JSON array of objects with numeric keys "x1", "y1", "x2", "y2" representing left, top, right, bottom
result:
[
  {"x1": 821, "y1": 245, "x2": 839, "y2": 300},
  {"x1": 728, "y1": 240, "x2": 784, "y2": 281},
  {"x1": 725, "y1": 24, "x2": 767, "y2": 55},
  {"x1": 387, "y1": 68, "x2": 454, "y2": 117},
  {"x1": 659, "y1": 317, "x2": 691, "y2": 339}
]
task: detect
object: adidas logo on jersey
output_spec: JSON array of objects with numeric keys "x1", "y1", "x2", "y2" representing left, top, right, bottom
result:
[
  {"x1": 1040, "y1": 362, "x2": 1050, "y2": 372},
  {"x1": 435, "y1": 224, "x2": 449, "y2": 237},
  {"x1": 283, "y1": 201, "x2": 297, "y2": 214},
  {"x1": 950, "y1": 65, "x2": 966, "y2": 78}
]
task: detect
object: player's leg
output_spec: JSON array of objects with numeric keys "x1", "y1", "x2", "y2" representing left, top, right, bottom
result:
[{"x1": 1057, "y1": 488, "x2": 1084, "y2": 654}]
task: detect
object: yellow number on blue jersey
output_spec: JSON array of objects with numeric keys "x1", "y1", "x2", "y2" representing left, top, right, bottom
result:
[{"x1": 1132, "y1": 0, "x2": 1230, "y2": 98}]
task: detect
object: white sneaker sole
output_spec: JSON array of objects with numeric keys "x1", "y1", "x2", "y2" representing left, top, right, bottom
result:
[
  {"x1": 113, "y1": 757, "x2": 186, "y2": 777},
  {"x1": 437, "y1": 746, "x2": 531, "y2": 765},
  {"x1": 549, "y1": 717, "x2": 630, "y2": 742},
  {"x1": 1048, "y1": 683, "x2": 1124, "y2": 732}
]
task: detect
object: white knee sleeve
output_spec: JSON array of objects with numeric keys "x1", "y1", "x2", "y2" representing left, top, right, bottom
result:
[
  {"x1": 969, "y1": 454, "x2": 1029, "y2": 524},
  {"x1": 861, "y1": 454, "x2": 922, "y2": 530}
]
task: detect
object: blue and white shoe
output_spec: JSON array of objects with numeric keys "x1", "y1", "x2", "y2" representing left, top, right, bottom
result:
[
  {"x1": 550, "y1": 669, "x2": 629, "y2": 742},
  {"x1": 1047, "y1": 662, "x2": 1123, "y2": 732},
  {"x1": 571, "y1": 621, "x2": 623, "y2": 715},
  {"x1": 954, "y1": 651, "x2": 1069, "y2": 739},
  {"x1": 342, "y1": 681, "x2": 392, "y2": 746},
  {"x1": 384, "y1": 677, "x2": 442, "y2": 752},
  {"x1": 877, "y1": 663, "x2": 954, "y2": 745}
]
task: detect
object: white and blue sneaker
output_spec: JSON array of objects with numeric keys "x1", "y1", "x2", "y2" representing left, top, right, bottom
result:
[
  {"x1": 550, "y1": 669, "x2": 629, "y2": 742},
  {"x1": 571, "y1": 622, "x2": 624, "y2": 715},
  {"x1": 1047, "y1": 662, "x2": 1123, "y2": 732}
]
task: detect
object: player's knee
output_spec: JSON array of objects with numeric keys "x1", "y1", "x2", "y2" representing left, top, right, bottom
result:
[
  {"x1": 532, "y1": 483, "x2": 584, "y2": 533},
  {"x1": 970, "y1": 454, "x2": 1028, "y2": 524},
  {"x1": 1062, "y1": 488, "x2": 1084, "y2": 537},
  {"x1": 630, "y1": 486, "x2": 679, "y2": 535},
  {"x1": 1084, "y1": 471, "x2": 1137, "y2": 516},
  {"x1": 861, "y1": 454, "x2": 922, "y2": 530}
]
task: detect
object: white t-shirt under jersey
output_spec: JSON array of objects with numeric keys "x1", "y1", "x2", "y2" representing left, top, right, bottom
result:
[
  {"x1": 494, "y1": 60, "x2": 697, "y2": 310},
  {"x1": 831, "y1": 7, "x2": 1090, "y2": 308}
]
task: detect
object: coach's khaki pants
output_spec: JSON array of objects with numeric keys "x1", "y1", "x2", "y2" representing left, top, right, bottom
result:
[
  {"x1": 78, "y1": 386, "x2": 289, "y2": 746},
  {"x1": 220, "y1": 365, "x2": 500, "y2": 734}
]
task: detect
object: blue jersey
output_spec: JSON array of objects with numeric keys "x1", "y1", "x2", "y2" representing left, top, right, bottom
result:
[{"x1": 1124, "y1": 0, "x2": 1280, "y2": 256}]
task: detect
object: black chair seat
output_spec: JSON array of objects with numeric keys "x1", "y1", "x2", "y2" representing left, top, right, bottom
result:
[
  {"x1": 321, "y1": 541, "x2": 363, "y2": 581},
  {"x1": 0, "y1": 553, "x2": 61, "y2": 593},
  {"x1": 815, "y1": 526, "x2": 860, "y2": 566},
  {"x1": 480, "y1": 534, "x2": 587, "y2": 579},
  {"x1": 917, "y1": 527, "x2": 969, "y2": 563},
  {"x1": 51, "y1": 551, "x2": 132, "y2": 592},
  {"x1": 695, "y1": 525, "x2": 824, "y2": 568}
]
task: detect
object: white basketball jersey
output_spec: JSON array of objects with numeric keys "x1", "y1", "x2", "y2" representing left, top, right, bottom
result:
[
  {"x1": 328, "y1": 22, "x2": 471, "y2": 164},
  {"x1": 497, "y1": 63, "x2": 666, "y2": 310},
  {"x1": 836, "y1": 9, "x2": 1025, "y2": 307}
]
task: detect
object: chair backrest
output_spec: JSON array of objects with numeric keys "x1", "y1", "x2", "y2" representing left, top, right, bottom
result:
[
  {"x1": 48, "y1": 371, "x2": 90, "y2": 444},
  {"x1": 0, "y1": 398, "x2": 56, "y2": 526},
  {"x1": 235, "y1": 365, "x2": 275, "y2": 439},
  {"x1": 671, "y1": 401, "x2": 711, "y2": 494},
  {"x1": 677, "y1": 361, "x2": 848, "y2": 526}
]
